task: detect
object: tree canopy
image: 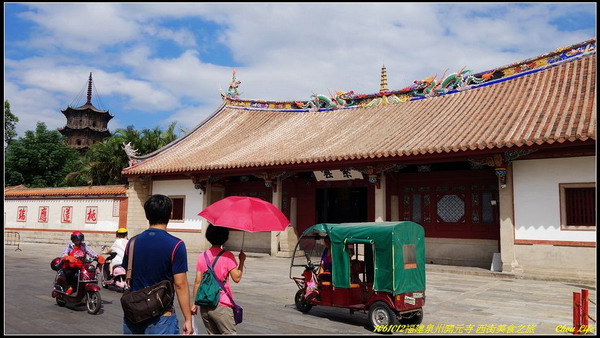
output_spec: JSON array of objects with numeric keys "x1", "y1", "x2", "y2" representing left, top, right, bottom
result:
[
  {"x1": 4, "y1": 100, "x2": 19, "y2": 147},
  {"x1": 5, "y1": 120, "x2": 184, "y2": 188},
  {"x1": 65, "y1": 122, "x2": 182, "y2": 186},
  {"x1": 5, "y1": 122, "x2": 82, "y2": 187}
]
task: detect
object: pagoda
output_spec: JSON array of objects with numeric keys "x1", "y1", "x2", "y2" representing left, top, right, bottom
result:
[{"x1": 59, "y1": 72, "x2": 113, "y2": 153}]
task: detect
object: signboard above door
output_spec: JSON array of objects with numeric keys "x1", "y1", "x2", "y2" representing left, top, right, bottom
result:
[{"x1": 313, "y1": 169, "x2": 364, "y2": 181}]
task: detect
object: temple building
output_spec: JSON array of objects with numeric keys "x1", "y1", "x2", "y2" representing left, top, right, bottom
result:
[
  {"x1": 121, "y1": 39, "x2": 596, "y2": 279},
  {"x1": 59, "y1": 73, "x2": 113, "y2": 152}
]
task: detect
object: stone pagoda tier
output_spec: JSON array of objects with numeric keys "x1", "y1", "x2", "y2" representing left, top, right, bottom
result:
[{"x1": 58, "y1": 72, "x2": 113, "y2": 152}]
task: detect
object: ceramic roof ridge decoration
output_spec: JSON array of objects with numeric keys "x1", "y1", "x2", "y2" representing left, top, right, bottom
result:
[
  {"x1": 220, "y1": 69, "x2": 242, "y2": 100},
  {"x1": 221, "y1": 38, "x2": 596, "y2": 111},
  {"x1": 380, "y1": 65, "x2": 389, "y2": 93}
]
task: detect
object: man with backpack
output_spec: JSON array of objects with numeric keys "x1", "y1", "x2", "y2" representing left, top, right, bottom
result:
[{"x1": 191, "y1": 224, "x2": 246, "y2": 334}]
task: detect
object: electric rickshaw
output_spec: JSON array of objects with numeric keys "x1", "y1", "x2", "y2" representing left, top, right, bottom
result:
[{"x1": 290, "y1": 221, "x2": 425, "y2": 330}]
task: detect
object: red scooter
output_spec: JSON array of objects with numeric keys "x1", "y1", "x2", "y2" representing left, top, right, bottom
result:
[{"x1": 50, "y1": 256, "x2": 102, "y2": 314}]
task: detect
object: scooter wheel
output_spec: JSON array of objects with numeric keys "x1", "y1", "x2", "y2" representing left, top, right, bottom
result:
[
  {"x1": 86, "y1": 291, "x2": 102, "y2": 314},
  {"x1": 56, "y1": 297, "x2": 66, "y2": 307}
]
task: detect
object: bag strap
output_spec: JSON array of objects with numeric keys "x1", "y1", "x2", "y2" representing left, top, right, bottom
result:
[
  {"x1": 220, "y1": 283, "x2": 237, "y2": 307},
  {"x1": 204, "y1": 250, "x2": 226, "y2": 270},
  {"x1": 204, "y1": 250, "x2": 237, "y2": 307},
  {"x1": 125, "y1": 236, "x2": 137, "y2": 286}
]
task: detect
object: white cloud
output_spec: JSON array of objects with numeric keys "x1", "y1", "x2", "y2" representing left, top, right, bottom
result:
[
  {"x1": 4, "y1": 82, "x2": 67, "y2": 135},
  {"x1": 20, "y1": 4, "x2": 141, "y2": 53},
  {"x1": 119, "y1": 48, "x2": 225, "y2": 100},
  {"x1": 141, "y1": 25, "x2": 199, "y2": 49},
  {"x1": 167, "y1": 103, "x2": 223, "y2": 133}
]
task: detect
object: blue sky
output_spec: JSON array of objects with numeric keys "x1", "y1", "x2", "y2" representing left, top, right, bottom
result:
[{"x1": 4, "y1": 3, "x2": 596, "y2": 138}]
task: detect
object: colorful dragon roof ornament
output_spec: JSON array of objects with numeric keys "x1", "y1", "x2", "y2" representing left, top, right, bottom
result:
[
  {"x1": 220, "y1": 69, "x2": 242, "y2": 99},
  {"x1": 222, "y1": 38, "x2": 596, "y2": 111}
]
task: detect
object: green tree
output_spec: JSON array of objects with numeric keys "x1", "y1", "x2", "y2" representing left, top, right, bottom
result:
[
  {"x1": 4, "y1": 100, "x2": 19, "y2": 146},
  {"x1": 64, "y1": 157, "x2": 93, "y2": 186},
  {"x1": 65, "y1": 122, "x2": 182, "y2": 186},
  {"x1": 66, "y1": 128, "x2": 138, "y2": 186},
  {"x1": 86, "y1": 137, "x2": 132, "y2": 185},
  {"x1": 138, "y1": 121, "x2": 179, "y2": 155},
  {"x1": 5, "y1": 122, "x2": 82, "y2": 187}
]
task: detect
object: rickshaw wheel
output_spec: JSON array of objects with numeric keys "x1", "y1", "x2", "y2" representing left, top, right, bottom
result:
[
  {"x1": 294, "y1": 290, "x2": 313, "y2": 313},
  {"x1": 398, "y1": 308, "x2": 423, "y2": 325},
  {"x1": 368, "y1": 301, "x2": 398, "y2": 330}
]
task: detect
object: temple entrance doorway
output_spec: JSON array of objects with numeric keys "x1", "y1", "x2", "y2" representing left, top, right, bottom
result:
[{"x1": 316, "y1": 187, "x2": 368, "y2": 224}]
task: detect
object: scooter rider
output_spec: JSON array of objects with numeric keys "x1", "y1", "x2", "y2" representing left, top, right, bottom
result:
[
  {"x1": 102, "y1": 227, "x2": 129, "y2": 276},
  {"x1": 60, "y1": 231, "x2": 102, "y2": 294}
]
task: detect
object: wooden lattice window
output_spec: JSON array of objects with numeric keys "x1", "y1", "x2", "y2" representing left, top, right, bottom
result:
[{"x1": 560, "y1": 183, "x2": 595, "y2": 230}]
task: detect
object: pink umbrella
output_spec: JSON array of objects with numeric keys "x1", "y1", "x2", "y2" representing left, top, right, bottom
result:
[{"x1": 198, "y1": 196, "x2": 290, "y2": 249}]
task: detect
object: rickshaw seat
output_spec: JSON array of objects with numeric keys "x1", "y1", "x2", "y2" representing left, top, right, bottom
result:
[
  {"x1": 350, "y1": 260, "x2": 365, "y2": 273},
  {"x1": 350, "y1": 260, "x2": 365, "y2": 283},
  {"x1": 318, "y1": 271, "x2": 332, "y2": 283},
  {"x1": 350, "y1": 283, "x2": 360, "y2": 288},
  {"x1": 321, "y1": 281, "x2": 331, "y2": 286}
]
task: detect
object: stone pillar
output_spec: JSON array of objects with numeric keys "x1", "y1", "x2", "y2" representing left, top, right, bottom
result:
[
  {"x1": 126, "y1": 176, "x2": 152, "y2": 237},
  {"x1": 498, "y1": 163, "x2": 521, "y2": 273},
  {"x1": 374, "y1": 174, "x2": 387, "y2": 221},
  {"x1": 277, "y1": 196, "x2": 299, "y2": 257},
  {"x1": 270, "y1": 178, "x2": 283, "y2": 256}
]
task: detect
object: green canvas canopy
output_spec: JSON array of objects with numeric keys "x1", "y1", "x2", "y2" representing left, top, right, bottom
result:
[{"x1": 303, "y1": 221, "x2": 426, "y2": 295}]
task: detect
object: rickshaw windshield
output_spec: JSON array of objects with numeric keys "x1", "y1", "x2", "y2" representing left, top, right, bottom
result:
[{"x1": 289, "y1": 231, "x2": 329, "y2": 279}]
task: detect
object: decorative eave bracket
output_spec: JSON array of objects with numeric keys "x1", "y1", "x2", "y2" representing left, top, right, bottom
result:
[{"x1": 468, "y1": 150, "x2": 538, "y2": 188}]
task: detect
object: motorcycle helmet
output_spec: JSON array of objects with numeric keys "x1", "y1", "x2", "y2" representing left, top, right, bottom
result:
[
  {"x1": 116, "y1": 227, "x2": 128, "y2": 236},
  {"x1": 71, "y1": 231, "x2": 84, "y2": 243},
  {"x1": 50, "y1": 257, "x2": 63, "y2": 271}
]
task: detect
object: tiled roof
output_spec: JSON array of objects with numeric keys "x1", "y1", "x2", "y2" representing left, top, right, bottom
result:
[
  {"x1": 4, "y1": 185, "x2": 128, "y2": 198},
  {"x1": 62, "y1": 103, "x2": 112, "y2": 115},
  {"x1": 123, "y1": 48, "x2": 596, "y2": 176}
]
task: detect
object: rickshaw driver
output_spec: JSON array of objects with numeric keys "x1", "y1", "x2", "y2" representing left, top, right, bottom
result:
[{"x1": 317, "y1": 236, "x2": 332, "y2": 283}]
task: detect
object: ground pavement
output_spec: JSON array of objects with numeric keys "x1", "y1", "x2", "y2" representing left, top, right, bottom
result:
[{"x1": 4, "y1": 242, "x2": 596, "y2": 335}]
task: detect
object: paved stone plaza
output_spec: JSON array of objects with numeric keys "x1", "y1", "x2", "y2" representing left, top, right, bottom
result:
[{"x1": 4, "y1": 242, "x2": 596, "y2": 335}]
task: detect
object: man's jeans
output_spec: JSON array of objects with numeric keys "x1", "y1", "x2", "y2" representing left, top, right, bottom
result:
[{"x1": 123, "y1": 313, "x2": 179, "y2": 334}]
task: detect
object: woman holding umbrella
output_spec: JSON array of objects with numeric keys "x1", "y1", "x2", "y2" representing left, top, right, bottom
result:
[
  {"x1": 191, "y1": 224, "x2": 246, "y2": 334},
  {"x1": 194, "y1": 196, "x2": 290, "y2": 333}
]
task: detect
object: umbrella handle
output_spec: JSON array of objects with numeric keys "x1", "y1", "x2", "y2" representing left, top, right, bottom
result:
[{"x1": 241, "y1": 232, "x2": 247, "y2": 271}]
